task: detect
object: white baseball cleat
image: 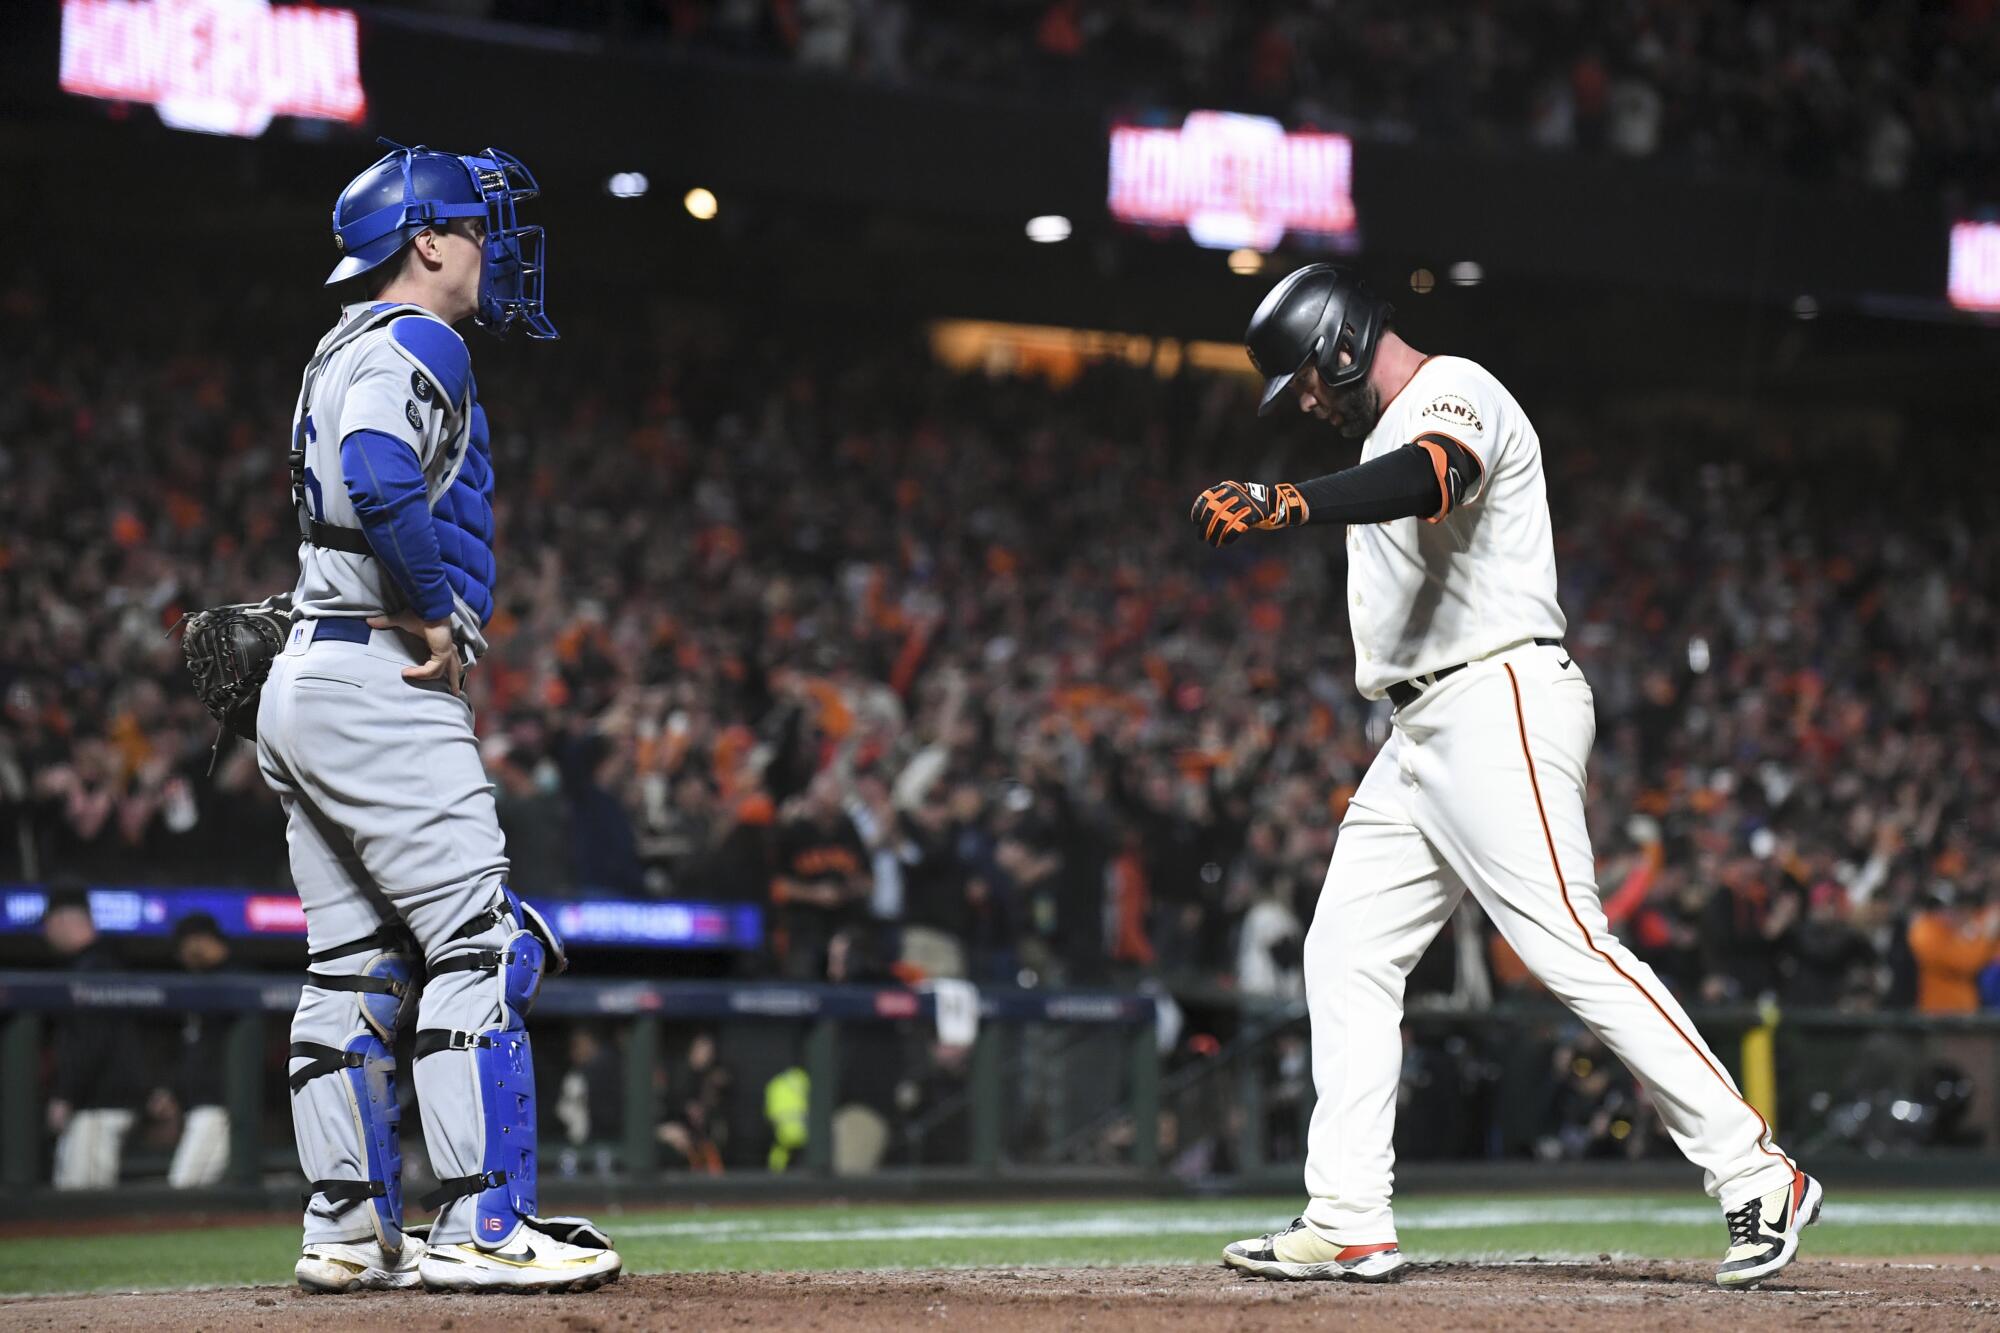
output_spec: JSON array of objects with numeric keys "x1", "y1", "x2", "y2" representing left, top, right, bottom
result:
[
  {"x1": 418, "y1": 1215, "x2": 622, "y2": 1293},
  {"x1": 1222, "y1": 1217, "x2": 1411, "y2": 1282},
  {"x1": 295, "y1": 1235, "x2": 426, "y2": 1292},
  {"x1": 1716, "y1": 1170, "x2": 1824, "y2": 1288}
]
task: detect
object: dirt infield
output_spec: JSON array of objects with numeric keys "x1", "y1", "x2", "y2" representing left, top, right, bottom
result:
[{"x1": 4, "y1": 1260, "x2": 1996, "y2": 1332}]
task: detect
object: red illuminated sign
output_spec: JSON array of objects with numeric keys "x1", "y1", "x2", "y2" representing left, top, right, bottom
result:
[
  {"x1": 60, "y1": 0, "x2": 366, "y2": 139},
  {"x1": 1109, "y1": 112, "x2": 1356, "y2": 251},
  {"x1": 1948, "y1": 220, "x2": 2000, "y2": 313},
  {"x1": 243, "y1": 894, "x2": 308, "y2": 934}
]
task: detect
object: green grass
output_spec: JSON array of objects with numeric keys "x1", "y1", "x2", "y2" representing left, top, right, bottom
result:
[{"x1": 3, "y1": 1192, "x2": 1995, "y2": 1297}]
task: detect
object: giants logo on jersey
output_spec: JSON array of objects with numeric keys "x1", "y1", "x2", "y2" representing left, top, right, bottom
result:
[{"x1": 1421, "y1": 394, "x2": 1483, "y2": 434}]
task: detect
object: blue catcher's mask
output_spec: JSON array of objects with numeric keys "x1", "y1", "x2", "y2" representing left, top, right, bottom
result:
[{"x1": 326, "y1": 138, "x2": 558, "y2": 340}]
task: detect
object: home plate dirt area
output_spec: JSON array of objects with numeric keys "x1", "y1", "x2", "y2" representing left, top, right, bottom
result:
[{"x1": 4, "y1": 1261, "x2": 1997, "y2": 1332}]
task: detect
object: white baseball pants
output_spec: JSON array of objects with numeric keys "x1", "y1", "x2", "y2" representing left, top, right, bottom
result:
[
  {"x1": 1300, "y1": 640, "x2": 1796, "y2": 1244},
  {"x1": 52, "y1": 1108, "x2": 134, "y2": 1190},
  {"x1": 167, "y1": 1105, "x2": 232, "y2": 1188}
]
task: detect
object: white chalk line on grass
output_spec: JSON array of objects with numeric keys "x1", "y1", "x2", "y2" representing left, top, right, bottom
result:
[
  {"x1": 614, "y1": 1199, "x2": 2000, "y2": 1243},
  {"x1": 1, "y1": 1257, "x2": 1984, "y2": 1302}
]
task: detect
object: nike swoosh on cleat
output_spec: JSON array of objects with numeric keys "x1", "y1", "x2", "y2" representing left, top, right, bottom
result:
[{"x1": 1557, "y1": 657, "x2": 1573, "y2": 669}]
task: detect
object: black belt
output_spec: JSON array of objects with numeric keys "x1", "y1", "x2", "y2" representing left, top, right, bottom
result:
[{"x1": 1386, "y1": 638, "x2": 1564, "y2": 710}]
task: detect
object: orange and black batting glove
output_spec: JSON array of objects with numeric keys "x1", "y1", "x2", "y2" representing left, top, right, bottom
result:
[{"x1": 1189, "y1": 481, "x2": 1311, "y2": 548}]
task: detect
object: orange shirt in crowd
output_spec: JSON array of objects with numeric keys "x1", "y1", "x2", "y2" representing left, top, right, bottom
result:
[{"x1": 1906, "y1": 909, "x2": 2000, "y2": 1014}]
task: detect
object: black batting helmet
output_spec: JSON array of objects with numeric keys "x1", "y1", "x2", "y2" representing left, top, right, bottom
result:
[{"x1": 1244, "y1": 264, "x2": 1393, "y2": 416}]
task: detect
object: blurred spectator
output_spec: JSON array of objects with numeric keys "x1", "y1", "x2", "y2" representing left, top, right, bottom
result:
[
  {"x1": 1906, "y1": 885, "x2": 2000, "y2": 1144},
  {"x1": 896, "y1": 1038, "x2": 973, "y2": 1165},
  {"x1": 1908, "y1": 886, "x2": 2000, "y2": 1015},
  {"x1": 1536, "y1": 1029, "x2": 1663, "y2": 1162},
  {"x1": 553, "y1": 1024, "x2": 624, "y2": 1176},
  {"x1": 564, "y1": 732, "x2": 644, "y2": 894},
  {"x1": 147, "y1": 912, "x2": 234, "y2": 1188},
  {"x1": 486, "y1": 714, "x2": 572, "y2": 898},
  {"x1": 655, "y1": 1030, "x2": 732, "y2": 1173},
  {"x1": 1783, "y1": 882, "x2": 1878, "y2": 1009},
  {"x1": 42, "y1": 885, "x2": 147, "y2": 1189},
  {"x1": 771, "y1": 774, "x2": 872, "y2": 980},
  {"x1": 894, "y1": 778, "x2": 972, "y2": 979},
  {"x1": 1697, "y1": 855, "x2": 1802, "y2": 1003},
  {"x1": 826, "y1": 926, "x2": 902, "y2": 1173},
  {"x1": 763, "y1": 1064, "x2": 810, "y2": 1170},
  {"x1": 1234, "y1": 881, "x2": 1302, "y2": 1000},
  {"x1": 843, "y1": 771, "x2": 906, "y2": 923}
]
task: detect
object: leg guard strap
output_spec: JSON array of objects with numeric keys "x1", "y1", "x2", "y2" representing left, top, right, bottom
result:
[
  {"x1": 306, "y1": 969, "x2": 411, "y2": 998},
  {"x1": 420, "y1": 1168, "x2": 508, "y2": 1211},
  {"x1": 303, "y1": 1177, "x2": 388, "y2": 1212},
  {"x1": 445, "y1": 904, "x2": 507, "y2": 945},
  {"x1": 288, "y1": 1039, "x2": 366, "y2": 1094},
  {"x1": 309, "y1": 922, "x2": 415, "y2": 966},
  {"x1": 413, "y1": 1028, "x2": 495, "y2": 1060},
  {"x1": 427, "y1": 949, "x2": 502, "y2": 977}
]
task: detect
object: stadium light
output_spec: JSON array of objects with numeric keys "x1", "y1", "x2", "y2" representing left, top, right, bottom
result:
[
  {"x1": 1449, "y1": 261, "x2": 1483, "y2": 287},
  {"x1": 1227, "y1": 248, "x2": 1264, "y2": 276},
  {"x1": 684, "y1": 187, "x2": 719, "y2": 221},
  {"x1": 1791, "y1": 294, "x2": 1819, "y2": 320},
  {"x1": 1409, "y1": 268, "x2": 1436, "y2": 295},
  {"x1": 607, "y1": 172, "x2": 649, "y2": 199},
  {"x1": 1026, "y1": 215, "x2": 1072, "y2": 244}
]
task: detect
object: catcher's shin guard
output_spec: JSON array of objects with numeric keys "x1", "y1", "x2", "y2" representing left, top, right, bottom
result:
[
  {"x1": 416, "y1": 886, "x2": 560, "y2": 1245},
  {"x1": 290, "y1": 929, "x2": 417, "y2": 1250}
]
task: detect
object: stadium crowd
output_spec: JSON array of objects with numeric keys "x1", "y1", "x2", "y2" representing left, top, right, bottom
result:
[
  {"x1": 463, "y1": 0, "x2": 2000, "y2": 195},
  {"x1": 4, "y1": 269, "x2": 1997, "y2": 1021}
]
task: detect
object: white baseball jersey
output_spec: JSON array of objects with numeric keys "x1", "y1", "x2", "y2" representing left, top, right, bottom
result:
[
  {"x1": 1344, "y1": 355, "x2": 1565, "y2": 698},
  {"x1": 287, "y1": 300, "x2": 487, "y2": 660}
]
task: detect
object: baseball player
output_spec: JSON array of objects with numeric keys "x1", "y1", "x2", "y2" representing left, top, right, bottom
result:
[
  {"x1": 1196, "y1": 266, "x2": 1820, "y2": 1289},
  {"x1": 259, "y1": 141, "x2": 620, "y2": 1293}
]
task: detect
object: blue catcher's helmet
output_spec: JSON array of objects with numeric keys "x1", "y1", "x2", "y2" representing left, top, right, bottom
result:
[{"x1": 326, "y1": 138, "x2": 558, "y2": 339}]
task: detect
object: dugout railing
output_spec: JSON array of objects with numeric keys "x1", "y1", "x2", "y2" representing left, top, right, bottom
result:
[
  {"x1": 0, "y1": 971, "x2": 1159, "y2": 1193},
  {"x1": 1154, "y1": 996, "x2": 2000, "y2": 1183},
  {"x1": 7, "y1": 973, "x2": 1997, "y2": 1196}
]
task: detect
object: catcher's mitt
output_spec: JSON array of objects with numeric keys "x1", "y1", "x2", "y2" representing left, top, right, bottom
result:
[{"x1": 176, "y1": 595, "x2": 293, "y2": 742}]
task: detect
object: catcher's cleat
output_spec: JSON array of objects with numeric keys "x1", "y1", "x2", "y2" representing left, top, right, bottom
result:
[
  {"x1": 295, "y1": 1235, "x2": 425, "y2": 1292},
  {"x1": 418, "y1": 1220, "x2": 622, "y2": 1293},
  {"x1": 1716, "y1": 1170, "x2": 1823, "y2": 1289},
  {"x1": 1222, "y1": 1217, "x2": 1410, "y2": 1282}
]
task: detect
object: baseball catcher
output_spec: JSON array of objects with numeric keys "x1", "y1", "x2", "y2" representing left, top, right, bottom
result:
[{"x1": 243, "y1": 140, "x2": 620, "y2": 1294}]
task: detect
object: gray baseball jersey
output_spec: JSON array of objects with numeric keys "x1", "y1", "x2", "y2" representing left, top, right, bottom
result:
[{"x1": 289, "y1": 300, "x2": 488, "y2": 661}]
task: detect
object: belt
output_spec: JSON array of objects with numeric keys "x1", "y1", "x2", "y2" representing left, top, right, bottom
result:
[
  {"x1": 310, "y1": 618, "x2": 373, "y2": 645},
  {"x1": 1386, "y1": 638, "x2": 1564, "y2": 710}
]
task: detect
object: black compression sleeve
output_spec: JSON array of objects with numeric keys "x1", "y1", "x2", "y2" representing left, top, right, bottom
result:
[
  {"x1": 1288, "y1": 436, "x2": 1448, "y2": 524},
  {"x1": 1294, "y1": 446, "x2": 1438, "y2": 525},
  {"x1": 1294, "y1": 435, "x2": 1483, "y2": 525}
]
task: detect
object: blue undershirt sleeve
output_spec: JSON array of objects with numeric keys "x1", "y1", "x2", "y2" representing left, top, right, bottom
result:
[{"x1": 341, "y1": 428, "x2": 454, "y2": 622}]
